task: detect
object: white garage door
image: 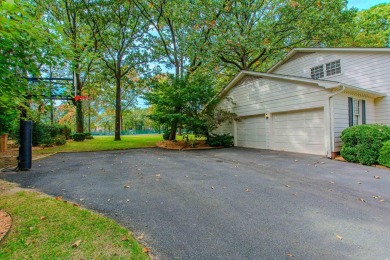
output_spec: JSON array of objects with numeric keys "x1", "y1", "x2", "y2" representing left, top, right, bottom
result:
[
  {"x1": 236, "y1": 116, "x2": 266, "y2": 149},
  {"x1": 272, "y1": 108, "x2": 325, "y2": 155}
]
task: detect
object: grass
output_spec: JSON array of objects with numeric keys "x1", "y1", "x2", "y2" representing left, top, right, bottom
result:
[
  {"x1": 34, "y1": 134, "x2": 163, "y2": 155},
  {"x1": 0, "y1": 180, "x2": 149, "y2": 259}
]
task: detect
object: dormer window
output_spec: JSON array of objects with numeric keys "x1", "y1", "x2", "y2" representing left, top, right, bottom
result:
[
  {"x1": 326, "y1": 60, "x2": 341, "y2": 76},
  {"x1": 310, "y1": 60, "x2": 341, "y2": 79},
  {"x1": 310, "y1": 65, "x2": 324, "y2": 79}
]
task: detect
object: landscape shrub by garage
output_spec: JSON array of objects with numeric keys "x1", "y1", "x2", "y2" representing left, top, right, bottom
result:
[
  {"x1": 378, "y1": 140, "x2": 390, "y2": 167},
  {"x1": 72, "y1": 133, "x2": 86, "y2": 142},
  {"x1": 206, "y1": 134, "x2": 234, "y2": 147},
  {"x1": 340, "y1": 124, "x2": 390, "y2": 165}
]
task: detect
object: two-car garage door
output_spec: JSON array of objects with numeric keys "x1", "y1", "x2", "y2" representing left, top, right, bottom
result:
[{"x1": 236, "y1": 108, "x2": 325, "y2": 155}]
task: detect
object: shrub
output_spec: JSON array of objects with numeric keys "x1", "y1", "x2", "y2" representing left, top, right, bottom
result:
[
  {"x1": 85, "y1": 135, "x2": 94, "y2": 140},
  {"x1": 32, "y1": 122, "x2": 72, "y2": 146},
  {"x1": 40, "y1": 136, "x2": 54, "y2": 147},
  {"x1": 163, "y1": 132, "x2": 170, "y2": 140},
  {"x1": 54, "y1": 135, "x2": 67, "y2": 146},
  {"x1": 206, "y1": 134, "x2": 234, "y2": 147},
  {"x1": 378, "y1": 140, "x2": 390, "y2": 167},
  {"x1": 72, "y1": 133, "x2": 86, "y2": 142},
  {"x1": 340, "y1": 124, "x2": 390, "y2": 165}
]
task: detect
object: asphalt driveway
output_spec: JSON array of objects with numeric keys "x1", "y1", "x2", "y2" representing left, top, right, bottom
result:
[{"x1": 1, "y1": 148, "x2": 390, "y2": 259}]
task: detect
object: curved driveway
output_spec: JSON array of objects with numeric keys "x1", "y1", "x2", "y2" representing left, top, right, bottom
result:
[{"x1": 1, "y1": 148, "x2": 390, "y2": 259}]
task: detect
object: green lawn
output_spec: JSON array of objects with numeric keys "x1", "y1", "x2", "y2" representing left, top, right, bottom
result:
[
  {"x1": 0, "y1": 181, "x2": 149, "y2": 259},
  {"x1": 34, "y1": 134, "x2": 163, "y2": 154}
]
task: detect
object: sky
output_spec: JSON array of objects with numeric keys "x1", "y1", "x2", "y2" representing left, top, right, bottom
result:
[{"x1": 348, "y1": 0, "x2": 390, "y2": 10}]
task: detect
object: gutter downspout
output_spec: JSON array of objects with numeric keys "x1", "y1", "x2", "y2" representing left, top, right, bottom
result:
[{"x1": 328, "y1": 85, "x2": 345, "y2": 158}]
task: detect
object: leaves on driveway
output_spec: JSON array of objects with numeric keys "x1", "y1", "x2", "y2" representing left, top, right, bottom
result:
[
  {"x1": 336, "y1": 235, "x2": 343, "y2": 240},
  {"x1": 374, "y1": 176, "x2": 381, "y2": 179}
]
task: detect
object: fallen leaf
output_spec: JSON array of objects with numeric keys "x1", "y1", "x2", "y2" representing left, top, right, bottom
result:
[
  {"x1": 287, "y1": 253, "x2": 294, "y2": 257},
  {"x1": 55, "y1": 196, "x2": 62, "y2": 201},
  {"x1": 245, "y1": 188, "x2": 251, "y2": 192},
  {"x1": 357, "y1": 182, "x2": 362, "y2": 184},
  {"x1": 121, "y1": 237, "x2": 129, "y2": 241},
  {"x1": 40, "y1": 216, "x2": 47, "y2": 220},
  {"x1": 73, "y1": 203, "x2": 80, "y2": 207},
  {"x1": 124, "y1": 185, "x2": 130, "y2": 188},
  {"x1": 72, "y1": 239, "x2": 82, "y2": 248},
  {"x1": 137, "y1": 233, "x2": 145, "y2": 240},
  {"x1": 79, "y1": 198, "x2": 84, "y2": 201},
  {"x1": 211, "y1": 186, "x2": 214, "y2": 189},
  {"x1": 374, "y1": 176, "x2": 381, "y2": 179},
  {"x1": 29, "y1": 227, "x2": 33, "y2": 231},
  {"x1": 285, "y1": 185, "x2": 291, "y2": 188},
  {"x1": 380, "y1": 199, "x2": 385, "y2": 202},
  {"x1": 143, "y1": 247, "x2": 150, "y2": 254},
  {"x1": 336, "y1": 235, "x2": 343, "y2": 240},
  {"x1": 292, "y1": 193, "x2": 297, "y2": 196},
  {"x1": 155, "y1": 174, "x2": 161, "y2": 177},
  {"x1": 358, "y1": 198, "x2": 366, "y2": 202}
]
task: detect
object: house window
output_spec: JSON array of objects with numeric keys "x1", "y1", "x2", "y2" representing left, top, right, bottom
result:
[
  {"x1": 326, "y1": 60, "x2": 341, "y2": 76},
  {"x1": 353, "y1": 99, "x2": 360, "y2": 126},
  {"x1": 348, "y1": 97, "x2": 366, "y2": 127},
  {"x1": 310, "y1": 65, "x2": 324, "y2": 79}
]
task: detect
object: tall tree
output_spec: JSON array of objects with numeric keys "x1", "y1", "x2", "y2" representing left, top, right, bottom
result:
[
  {"x1": 134, "y1": 0, "x2": 222, "y2": 139},
  {"x1": 339, "y1": 3, "x2": 390, "y2": 47},
  {"x1": 38, "y1": 0, "x2": 99, "y2": 133},
  {"x1": 84, "y1": 0, "x2": 149, "y2": 141},
  {"x1": 0, "y1": 0, "x2": 61, "y2": 131},
  {"x1": 210, "y1": 0, "x2": 355, "y2": 72}
]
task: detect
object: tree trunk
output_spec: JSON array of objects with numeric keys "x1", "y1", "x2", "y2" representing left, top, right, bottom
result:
[
  {"x1": 114, "y1": 76, "x2": 121, "y2": 141},
  {"x1": 169, "y1": 121, "x2": 177, "y2": 140},
  {"x1": 75, "y1": 72, "x2": 84, "y2": 133}
]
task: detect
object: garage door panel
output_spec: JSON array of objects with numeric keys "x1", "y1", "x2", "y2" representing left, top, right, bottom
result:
[
  {"x1": 272, "y1": 108, "x2": 324, "y2": 155},
  {"x1": 236, "y1": 116, "x2": 266, "y2": 149}
]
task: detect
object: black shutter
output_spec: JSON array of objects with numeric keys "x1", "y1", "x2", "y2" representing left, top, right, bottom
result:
[
  {"x1": 362, "y1": 100, "x2": 366, "y2": 124},
  {"x1": 348, "y1": 97, "x2": 354, "y2": 127}
]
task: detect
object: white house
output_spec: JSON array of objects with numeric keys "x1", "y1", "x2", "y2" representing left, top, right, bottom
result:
[{"x1": 214, "y1": 48, "x2": 390, "y2": 158}]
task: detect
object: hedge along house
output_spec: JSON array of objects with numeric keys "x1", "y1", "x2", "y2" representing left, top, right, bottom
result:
[{"x1": 214, "y1": 48, "x2": 390, "y2": 158}]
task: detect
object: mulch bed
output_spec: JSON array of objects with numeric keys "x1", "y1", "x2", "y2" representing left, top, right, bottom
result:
[
  {"x1": 0, "y1": 210, "x2": 12, "y2": 246},
  {"x1": 156, "y1": 140, "x2": 216, "y2": 150}
]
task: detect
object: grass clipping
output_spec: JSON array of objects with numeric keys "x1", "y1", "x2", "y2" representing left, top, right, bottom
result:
[{"x1": 0, "y1": 181, "x2": 149, "y2": 259}]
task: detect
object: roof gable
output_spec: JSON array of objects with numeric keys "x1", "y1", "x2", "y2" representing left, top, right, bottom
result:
[
  {"x1": 267, "y1": 48, "x2": 390, "y2": 73},
  {"x1": 218, "y1": 70, "x2": 384, "y2": 100}
]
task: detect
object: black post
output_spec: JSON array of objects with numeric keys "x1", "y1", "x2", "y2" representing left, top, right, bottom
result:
[{"x1": 18, "y1": 120, "x2": 33, "y2": 170}]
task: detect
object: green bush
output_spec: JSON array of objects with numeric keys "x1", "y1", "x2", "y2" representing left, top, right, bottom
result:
[
  {"x1": 40, "y1": 136, "x2": 54, "y2": 147},
  {"x1": 85, "y1": 135, "x2": 94, "y2": 140},
  {"x1": 206, "y1": 134, "x2": 234, "y2": 147},
  {"x1": 54, "y1": 135, "x2": 67, "y2": 145},
  {"x1": 378, "y1": 141, "x2": 390, "y2": 167},
  {"x1": 72, "y1": 133, "x2": 86, "y2": 142},
  {"x1": 163, "y1": 132, "x2": 170, "y2": 140},
  {"x1": 32, "y1": 122, "x2": 72, "y2": 146},
  {"x1": 340, "y1": 124, "x2": 390, "y2": 165}
]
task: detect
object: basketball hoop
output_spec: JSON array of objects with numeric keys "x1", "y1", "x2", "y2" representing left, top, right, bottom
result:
[{"x1": 74, "y1": 95, "x2": 88, "y2": 102}]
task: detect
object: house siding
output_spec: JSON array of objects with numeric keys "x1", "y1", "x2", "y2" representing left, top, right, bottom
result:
[
  {"x1": 272, "y1": 51, "x2": 389, "y2": 124},
  {"x1": 332, "y1": 93, "x2": 375, "y2": 152},
  {"x1": 222, "y1": 76, "x2": 329, "y2": 117}
]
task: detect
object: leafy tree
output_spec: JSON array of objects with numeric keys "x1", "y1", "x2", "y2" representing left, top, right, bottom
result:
[
  {"x1": 144, "y1": 72, "x2": 217, "y2": 140},
  {"x1": 37, "y1": 0, "x2": 99, "y2": 133},
  {"x1": 84, "y1": 0, "x2": 149, "y2": 141},
  {"x1": 340, "y1": 3, "x2": 390, "y2": 47},
  {"x1": 210, "y1": 0, "x2": 356, "y2": 72},
  {"x1": 0, "y1": 0, "x2": 61, "y2": 120}
]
